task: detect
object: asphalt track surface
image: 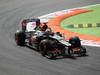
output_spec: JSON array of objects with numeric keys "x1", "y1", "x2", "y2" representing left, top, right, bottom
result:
[{"x1": 0, "y1": 0, "x2": 100, "y2": 75}]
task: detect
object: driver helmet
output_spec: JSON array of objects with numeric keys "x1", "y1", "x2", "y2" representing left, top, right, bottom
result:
[{"x1": 40, "y1": 23, "x2": 48, "y2": 31}]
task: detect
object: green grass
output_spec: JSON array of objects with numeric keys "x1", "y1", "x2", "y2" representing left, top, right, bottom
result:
[{"x1": 61, "y1": 5, "x2": 100, "y2": 37}]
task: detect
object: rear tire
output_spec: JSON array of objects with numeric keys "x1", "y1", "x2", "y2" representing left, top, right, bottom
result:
[{"x1": 15, "y1": 31, "x2": 26, "y2": 46}]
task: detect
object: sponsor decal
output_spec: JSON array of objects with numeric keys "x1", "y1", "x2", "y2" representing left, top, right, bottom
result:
[{"x1": 26, "y1": 22, "x2": 36, "y2": 31}]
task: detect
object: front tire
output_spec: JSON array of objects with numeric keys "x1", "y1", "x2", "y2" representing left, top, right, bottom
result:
[
  {"x1": 45, "y1": 52, "x2": 54, "y2": 59},
  {"x1": 67, "y1": 46, "x2": 74, "y2": 57},
  {"x1": 80, "y1": 46, "x2": 87, "y2": 55},
  {"x1": 39, "y1": 39, "x2": 49, "y2": 56}
]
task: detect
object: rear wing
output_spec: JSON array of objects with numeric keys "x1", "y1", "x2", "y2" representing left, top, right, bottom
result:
[{"x1": 21, "y1": 18, "x2": 40, "y2": 32}]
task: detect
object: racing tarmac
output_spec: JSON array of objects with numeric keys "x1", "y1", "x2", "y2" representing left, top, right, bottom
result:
[{"x1": 0, "y1": 0, "x2": 100, "y2": 75}]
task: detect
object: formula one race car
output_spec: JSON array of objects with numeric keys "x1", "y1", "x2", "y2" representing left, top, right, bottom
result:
[{"x1": 15, "y1": 18, "x2": 87, "y2": 59}]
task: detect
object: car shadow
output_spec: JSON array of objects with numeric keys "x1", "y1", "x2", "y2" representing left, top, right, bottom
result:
[
  {"x1": 49, "y1": 54, "x2": 89, "y2": 60},
  {"x1": 24, "y1": 45, "x2": 89, "y2": 60}
]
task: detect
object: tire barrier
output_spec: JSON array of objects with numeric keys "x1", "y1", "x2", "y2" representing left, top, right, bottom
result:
[
  {"x1": 67, "y1": 23, "x2": 100, "y2": 28},
  {"x1": 48, "y1": 9, "x2": 100, "y2": 41}
]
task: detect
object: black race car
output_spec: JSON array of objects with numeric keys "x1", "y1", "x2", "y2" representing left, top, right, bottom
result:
[{"x1": 15, "y1": 18, "x2": 87, "y2": 59}]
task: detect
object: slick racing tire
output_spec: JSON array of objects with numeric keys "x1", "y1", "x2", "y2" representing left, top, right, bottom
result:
[
  {"x1": 45, "y1": 52, "x2": 54, "y2": 59},
  {"x1": 15, "y1": 31, "x2": 26, "y2": 46},
  {"x1": 39, "y1": 39, "x2": 50, "y2": 57},
  {"x1": 80, "y1": 46, "x2": 87, "y2": 55},
  {"x1": 68, "y1": 47, "x2": 74, "y2": 56}
]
